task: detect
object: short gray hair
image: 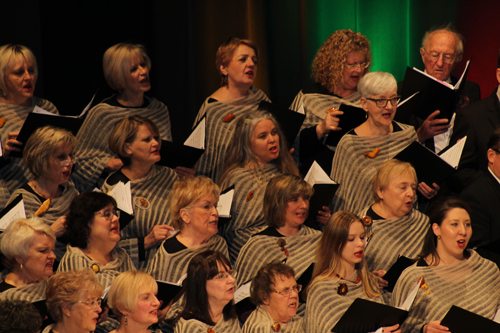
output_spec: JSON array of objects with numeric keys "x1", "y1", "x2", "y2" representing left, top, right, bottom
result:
[
  {"x1": 357, "y1": 71, "x2": 397, "y2": 98},
  {"x1": 0, "y1": 217, "x2": 55, "y2": 261},
  {"x1": 421, "y1": 24, "x2": 464, "y2": 57}
]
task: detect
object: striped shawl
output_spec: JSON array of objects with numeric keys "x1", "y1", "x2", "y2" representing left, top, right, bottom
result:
[{"x1": 242, "y1": 305, "x2": 304, "y2": 333}]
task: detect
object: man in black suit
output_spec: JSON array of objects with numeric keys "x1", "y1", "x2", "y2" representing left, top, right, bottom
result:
[
  {"x1": 409, "y1": 26, "x2": 481, "y2": 154},
  {"x1": 450, "y1": 50, "x2": 500, "y2": 189},
  {"x1": 460, "y1": 127, "x2": 500, "y2": 268}
]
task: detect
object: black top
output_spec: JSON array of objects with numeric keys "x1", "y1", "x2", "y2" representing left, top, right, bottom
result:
[
  {"x1": 0, "y1": 279, "x2": 15, "y2": 292},
  {"x1": 163, "y1": 235, "x2": 187, "y2": 254},
  {"x1": 365, "y1": 206, "x2": 384, "y2": 220},
  {"x1": 416, "y1": 258, "x2": 429, "y2": 267},
  {"x1": 106, "y1": 169, "x2": 130, "y2": 186},
  {"x1": 102, "y1": 95, "x2": 151, "y2": 108},
  {"x1": 253, "y1": 227, "x2": 286, "y2": 237}
]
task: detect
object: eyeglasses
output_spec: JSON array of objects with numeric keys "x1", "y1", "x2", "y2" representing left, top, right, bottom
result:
[
  {"x1": 55, "y1": 156, "x2": 78, "y2": 167},
  {"x1": 345, "y1": 62, "x2": 370, "y2": 70},
  {"x1": 193, "y1": 203, "x2": 218, "y2": 212},
  {"x1": 94, "y1": 209, "x2": 120, "y2": 220},
  {"x1": 78, "y1": 298, "x2": 102, "y2": 309},
  {"x1": 423, "y1": 49, "x2": 457, "y2": 64},
  {"x1": 366, "y1": 97, "x2": 400, "y2": 108},
  {"x1": 211, "y1": 270, "x2": 237, "y2": 281},
  {"x1": 273, "y1": 284, "x2": 302, "y2": 297},
  {"x1": 491, "y1": 148, "x2": 500, "y2": 154}
]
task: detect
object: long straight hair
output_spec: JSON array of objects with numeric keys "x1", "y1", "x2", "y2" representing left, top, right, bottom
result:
[
  {"x1": 307, "y1": 211, "x2": 380, "y2": 299},
  {"x1": 219, "y1": 110, "x2": 298, "y2": 188}
]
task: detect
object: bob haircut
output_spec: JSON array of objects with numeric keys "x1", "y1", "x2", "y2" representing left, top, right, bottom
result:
[
  {"x1": 23, "y1": 126, "x2": 77, "y2": 178},
  {"x1": 0, "y1": 300, "x2": 42, "y2": 333},
  {"x1": 167, "y1": 176, "x2": 220, "y2": 230},
  {"x1": 250, "y1": 261, "x2": 295, "y2": 306},
  {"x1": 103, "y1": 42, "x2": 151, "y2": 91},
  {"x1": 357, "y1": 71, "x2": 397, "y2": 99},
  {"x1": 312, "y1": 29, "x2": 371, "y2": 95},
  {"x1": 371, "y1": 159, "x2": 417, "y2": 203},
  {"x1": 215, "y1": 38, "x2": 259, "y2": 86},
  {"x1": 263, "y1": 174, "x2": 313, "y2": 228},
  {"x1": 421, "y1": 24, "x2": 464, "y2": 58},
  {"x1": 65, "y1": 192, "x2": 117, "y2": 249},
  {"x1": 108, "y1": 270, "x2": 158, "y2": 320},
  {"x1": 108, "y1": 115, "x2": 161, "y2": 166},
  {"x1": 46, "y1": 268, "x2": 104, "y2": 322},
  {"x1": 177, "y1": 250, "x2": 236, "y2": 325},
  {"x1": 419, "y1": 197, "x2": 472, "y2": 265},
  {"x1": 307, "y1": 211, "x2": 380, "y2": 299},
  {"x1": 219, "y1": 110, "x2": 299, "y2": 187},
  {"x1": 0, "y1": 217, "x2": 55, "y2": 263},
  {"x1": 0, "y1": 44, "x2": 38, "y2": 98}
]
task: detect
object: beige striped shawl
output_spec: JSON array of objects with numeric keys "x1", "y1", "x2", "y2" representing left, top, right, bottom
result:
[
  {"x1": 221, "y1": 164, "x2": 280, "y2": 264},
  {"x1": 0, "y1": 97, "x2": 58, "y2": 208},
  {"x1": 391, "y1": 251, "x2": 500, "y2": 333},
  {"x1": 0, "y1": 280, "x2": 47, "y2": 301},
  {"x1": 242, "y1": 305, "x2": 304, "y2": 333},
  {"x1": 358, "y1": 207, "x2": 429, "y2": 272},
  {"x1": 304, "y1": 273, "x2": 384, "y2": 333},
  {"x1": 6, "y1": 181, "x2": 79, "y2": 259},
  {"x1": 72, "y1": 96, "x2": 172, "y2": 192},
  {"x1": 147, "y1": 234, "x2": 228, "y2": 282},
  {"x1": 174, "y1": 317, "x2": 242, "y2": 333},
  {"x1": 193, "y1": 87, "x2": 270, "y2": 183},
  {"x1": 330, "y1": 123, "x2": 417, "y2": 214},
  {"x1": 57, "y1": 244, "x2": 135, "y2": 289},
  {"x1": 102, "y1": 164, "x2": 178, "y2": 269},
  {"x1": 235, "y1": 225, "x2": 321, "y2": 287}
]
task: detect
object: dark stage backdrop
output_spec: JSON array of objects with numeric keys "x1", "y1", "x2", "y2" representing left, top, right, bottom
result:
[{"x1": 1, "y1": 0, "x2": 499, "y2": 142}]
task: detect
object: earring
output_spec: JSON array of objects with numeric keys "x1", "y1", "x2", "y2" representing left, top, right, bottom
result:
[
  {"x1": 437, "y1": 235, "x2": 441, "y2": 240},
  {"x1": 125, "y1": 315, "x2": 128, "y2": 325},
  {"x1": 365, "y1": 112, "x2": 368, "y2": 119},
  {"x1": 20, "y1": 263, "x2": 23, "y2": 271}
]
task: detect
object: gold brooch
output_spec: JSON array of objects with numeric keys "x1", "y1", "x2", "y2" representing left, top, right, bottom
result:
[
  {"x1": 91, "y1": 264, "x2": 100, "y2": 273},
  {"x1": 272, "y1": 322, "x2": 281, "y2": 331}
]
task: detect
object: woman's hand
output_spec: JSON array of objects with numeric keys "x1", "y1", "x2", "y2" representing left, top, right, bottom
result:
[
  {"x1": 158, "y1": 299, "x2": 174, "y2": 321},
  {"x1": 3, "y1": 131, "x2": 22, "y2": 158},
  {"x1": 104, "y1": 158, "x2": 123, "y2": 172},
  {"x1": 316, "y1": 206, "x2": 331, "y2": 225},
  {"x1": 173, "y1": 166, "x2": 196, "y2": 180},
  {"x1": 51, "y1": 216, "x2": 67, "y2": 238},
  {"x1": 144, "y1": 225, "x2": 176, "y2": 250},
  {"x1": 381, "y1": 323, "x2": 401, "y2": 333},
  {"x1": 316, "y1": 109, "x2": 343, "y2": 140},
  {"x1": 372, "y1": 270, "x2": 388, "y2": 289},
  {"x1": 423, "y1": 321, "x2": 449, "y2": 333},
  {"x1": 418, "y1": 182, "x2": 440, "y2": 200}
]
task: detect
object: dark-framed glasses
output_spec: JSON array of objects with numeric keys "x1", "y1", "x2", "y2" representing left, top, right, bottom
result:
[
  {"x1": 366, "y1": 96, "x2": 400, "y2": 108},
  {"x1": 345, "y1": 62, "x2": 370, "y2": 70},
  {"x1": 78, "y1": 298, "x2": 102, "y2": 309},
  {"x1": 94, "y1": 209, "x2": 120, "y2": 220},
  {"x1": 274, "y1": 284, "x2": 302, "y2": 297},
  {"x1": 423, "y1": 49, "x2": 457, "y2": 64}
]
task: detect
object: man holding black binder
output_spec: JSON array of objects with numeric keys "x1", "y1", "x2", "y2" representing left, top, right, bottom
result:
[{"x1": 406, "y1": 26, "x2": 480, "y2": 153}]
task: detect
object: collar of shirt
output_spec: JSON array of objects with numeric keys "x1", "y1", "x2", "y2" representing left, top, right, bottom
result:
[
  {"x1": 424, "y1": 70, "x2": 452, "y2": 84},
  {"x1": 488, "y1": 166, "x2": 500, "y2": 185}
]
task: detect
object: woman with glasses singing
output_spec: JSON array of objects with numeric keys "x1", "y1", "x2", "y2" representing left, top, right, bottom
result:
[
  {"x1": 43, "y1": 268, "x2": 103, "y2": 333},
  {"x1": 330, "y1": 71, "x2": 419, "y2": 215},
  {"x1": 304, "y1": 211, "x2": 401, "y2": 333},
  {"x1": 0, "y1": 44, "x2": 59, "y2": 209},
  {"x1": 5, "y1": 126, "x2": 79, "y2": 259},
  {"x1": 242, "y1": 261, "x2": 304, "y2": 333},
  {"x1": 101, "y1": 115, "x2": 178, "y2": 269},
  {"x1": 174, "y1": 250, "x2": 241, "y2": 333},
  {"x1": 234, "y1": 175, "x2": 321, "y2": 294},
  {"x1": 290, "y1": 29, "x2": 371, "y2": 175}
]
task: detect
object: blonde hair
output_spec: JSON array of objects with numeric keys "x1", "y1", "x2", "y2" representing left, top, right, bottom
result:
[
  {"x1": 103, "y1": 43, "x2": 151, "y2": 91},
  {"x1": 23, "y1": 126, "x2": 76, "y2": 178},
  {"x1": 371, "y1": 159, "x2": 417, "y2": 203},
  {"x1": 107, "y1": 270, "x2": 157, "y2": 320},
  {"x1": 307, "y1": 211, "x2": 380, "y2": 299},
  {"x1": 167, "y1": 176, "x2": 220, "y2": 230},
  {"x1": 46, "y1": 269, "x2": 103, "y2": 322},
  {"x1": 0, "y1": 44, "x2": 38, "y2": 98},
  {"x1": 312, "y1": 29, "x2": 371, "y2": 95}
]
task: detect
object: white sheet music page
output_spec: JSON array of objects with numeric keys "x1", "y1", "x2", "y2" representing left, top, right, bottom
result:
[
  {"x1": 234, "y1": 280, "x2": 252, "y2": 304},
  {"x1": 398, "y1": 91, "x2": 419, "y2": 107},
  {"x1": 184, "y1": 117, "x2": 205, "y2": 149},
  {"x1": 0, "y1": 199, "x2": 26, "y2": 231},
  {"x1": 399, "y1": 277, "x2": 423, "y2": 311},
  {"x1": 304, "y1": 161, "x2": 336, "y2": 185},
  {"x1": 218, "y1": 188, "x2": 234, "y2": 218},
  {"x1": 108, "y1": 181, "x2": 133, "y2": 215},
  {"x1": 33, "y1": 105, "x2": 56, "y2": 115},
  {"x1": 440, "y1": 136, "x2": 467, "y2": 168},
  {"x1": 297, "y1": 103, "x2": 305, "y2": 114}
]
